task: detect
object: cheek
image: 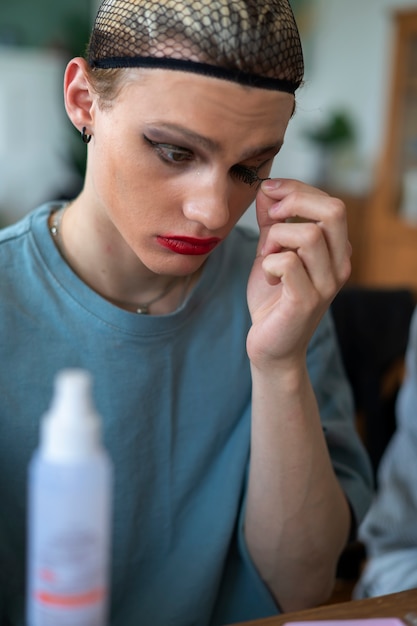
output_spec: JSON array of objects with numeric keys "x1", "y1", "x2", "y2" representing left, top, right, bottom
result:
[
  {"x1": 91, "y1": 147, "x2": 186, "y2": 240},
  {"x1": 92, "y1": 140, "x2": 149, "y2": 212}
]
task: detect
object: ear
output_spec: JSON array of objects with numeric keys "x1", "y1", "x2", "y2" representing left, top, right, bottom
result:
[{"x1": 64, "y1": 57, "x2": 95, "y2": 133}]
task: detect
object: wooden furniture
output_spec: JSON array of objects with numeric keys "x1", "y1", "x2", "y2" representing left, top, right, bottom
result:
[
  {"x1": 229, "y1": 588, "x2": 417, "y2": 625},
  {"x1": 360, "y1": 9, "x2": 417, "y2": 290},
  {"x1": 327, "y1": 191, "x2": 369, "y2": 285}
]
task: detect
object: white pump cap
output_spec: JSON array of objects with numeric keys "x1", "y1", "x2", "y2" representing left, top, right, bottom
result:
[{"x1": 40, "y1": 369, "x2": 102, "y2": 462}]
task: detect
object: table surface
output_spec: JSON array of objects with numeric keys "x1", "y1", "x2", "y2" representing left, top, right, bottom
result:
[{"x1": 230, "y1": 588, "x2": 417, "y2": 625}]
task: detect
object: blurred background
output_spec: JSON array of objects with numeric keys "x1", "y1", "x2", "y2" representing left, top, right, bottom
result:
[
  {"x1": 0, "y1": 0, "x2": 94, "y2": 226},
  {"x1": 1, "y1": 0, "x2": 417, "y2": 289}
]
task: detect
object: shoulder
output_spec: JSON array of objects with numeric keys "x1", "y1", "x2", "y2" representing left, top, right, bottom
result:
[
  {"x1": 0, "y1": 202, "x2": 60, "y2": 294},
  {"x1": 0, "y1": 214, "x2": 31, "y2": 247},
  {"x1": 406, "y1": 306, "x2": 417, "y2": 352},
  {"x1": 0, "y1": 203, "x2": 54, "y2": 249}
]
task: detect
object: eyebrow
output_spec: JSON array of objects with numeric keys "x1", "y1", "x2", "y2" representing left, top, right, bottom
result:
[{"x1": 146, "y1": 122, "x2": 283, "y2": 161}]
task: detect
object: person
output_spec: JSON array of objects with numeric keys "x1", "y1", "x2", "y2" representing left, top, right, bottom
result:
[
  {"x1": 354, "y1": 306, "x2": 417, "y2": 599},
  {"x1": 0, "y1": 1, "x2": 373, "y2": 624}
]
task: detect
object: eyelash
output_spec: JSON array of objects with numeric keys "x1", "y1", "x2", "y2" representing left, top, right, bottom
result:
[
  {"x1": 230, "y1": 165, "x2": 266, "y2": 187},
  {"x1": 143, "y1": 135, "x2": 268, "y2": 187}
]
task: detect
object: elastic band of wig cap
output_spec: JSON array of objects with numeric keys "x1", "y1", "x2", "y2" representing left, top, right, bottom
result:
[{"x1": 90, "y1": 56, "x2": 300, "y2": 93}]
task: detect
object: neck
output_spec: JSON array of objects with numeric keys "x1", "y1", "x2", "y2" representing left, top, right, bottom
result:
[{"x1": 49, "y1": 200, "x2": 197, "y2": 315}]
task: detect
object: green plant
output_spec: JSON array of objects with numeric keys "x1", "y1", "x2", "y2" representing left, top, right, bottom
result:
[{"x1": 303, "y1": 110, "x2": 356, "y2": 149}]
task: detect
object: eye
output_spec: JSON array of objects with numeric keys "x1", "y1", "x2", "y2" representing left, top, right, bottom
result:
[
  {"x1": 230, "y1": 164, "x2": 263, "y2": 187},
  {"x1": 143, "y1": 135, "x2": 193, "y2": 164}
]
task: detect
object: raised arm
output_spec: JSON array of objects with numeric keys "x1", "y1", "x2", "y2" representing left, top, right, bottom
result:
[{"x1": 244, "y1": 178, "x2": 371, "y2": 611}]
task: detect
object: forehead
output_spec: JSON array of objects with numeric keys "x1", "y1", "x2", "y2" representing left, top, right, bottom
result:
[{"x1": 109, "y1": 68, "x2": 294, "y2": 151}]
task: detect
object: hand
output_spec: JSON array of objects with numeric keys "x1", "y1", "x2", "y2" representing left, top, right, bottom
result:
[{"x1": 246, "y1": 178, "x2": 351, "y2": 368}]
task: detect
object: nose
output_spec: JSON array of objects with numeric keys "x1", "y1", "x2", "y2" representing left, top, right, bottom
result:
[{"x1": 182, "y1": 174, "x2": 230, "y2": 231}]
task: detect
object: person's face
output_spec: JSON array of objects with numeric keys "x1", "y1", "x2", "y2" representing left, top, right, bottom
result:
[{"x1": 87, "y1": 68, "x2": 294, "y2": 276}]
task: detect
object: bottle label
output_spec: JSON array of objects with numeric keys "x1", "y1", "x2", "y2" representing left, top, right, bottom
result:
[
  {"x1": 29, "y1": 528, "x2": 108, "y2": 625},
  {"x1": 27, "y1": 461, "x2": 111, "y2": 626}
]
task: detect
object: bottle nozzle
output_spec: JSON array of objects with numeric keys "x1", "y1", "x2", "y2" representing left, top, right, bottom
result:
[{"x1": 41, "y1": 369, "x2": 101, "y2": 461}]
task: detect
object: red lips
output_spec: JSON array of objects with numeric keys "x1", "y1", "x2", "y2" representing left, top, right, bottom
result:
[{"x1": 156, "y1": 236, "x2": 221, "y2": 256}]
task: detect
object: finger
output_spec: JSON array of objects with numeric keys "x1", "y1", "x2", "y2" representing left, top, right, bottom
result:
[
  {"x1": 263, "y1": 222, "x2": 338, "y2": 300},
  {"x1": 265, "y1": 188, "x2": 350, "y2": 278},
  {"x1": 258, "y1": 178, "x2": 329, "y2": 254},
  {"x1": 255, "y1": 179, "x2": 284, "y2": 255},
  {"x1": 260, "y1": 178, "x2": 329, "y2": 208},
  {"x1": 262, "y1": 249, "x2": 320, "y2": 310}
]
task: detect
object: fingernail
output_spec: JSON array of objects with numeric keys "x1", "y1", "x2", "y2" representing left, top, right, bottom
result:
[{"x1": 261, "y1": 178, "x2": 281, "y2": 191}]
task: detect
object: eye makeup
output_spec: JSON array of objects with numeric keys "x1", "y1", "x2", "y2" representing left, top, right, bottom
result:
[
  {"x1": 143, "y1": 133, "x2": 271, "y2": 187},
  {"x1": 143, "y1": 135, "x2": 192, "y2": 163},
  {"x1": 230, "y1": 164, "x2": 270, "y2": 187}
]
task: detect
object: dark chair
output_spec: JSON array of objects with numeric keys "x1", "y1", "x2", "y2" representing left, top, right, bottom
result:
[
  {"x1": 329, "y1": 286, "x2": 415, "y2": 598},
  {"x1": 331, "y1": 286, "x2": 415, "y2": 480}
]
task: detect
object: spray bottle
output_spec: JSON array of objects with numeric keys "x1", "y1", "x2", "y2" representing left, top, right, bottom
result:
[{"x1": 26, "y1": 369, "x2": 113, "y2": 626}]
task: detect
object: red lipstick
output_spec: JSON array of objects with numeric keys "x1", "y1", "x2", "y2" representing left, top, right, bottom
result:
[{"x1": 156, "y1": 236, "x2": 221, "y2": 256}]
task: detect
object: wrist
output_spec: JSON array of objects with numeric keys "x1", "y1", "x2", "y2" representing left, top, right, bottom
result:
[{"x1": 250, "y1": 356, "x2": 309, "y2": 393}]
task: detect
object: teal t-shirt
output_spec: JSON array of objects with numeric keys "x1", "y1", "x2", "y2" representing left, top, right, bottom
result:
[{"x1": 0, "y1": 204, "x2": 372, "y2": 625}]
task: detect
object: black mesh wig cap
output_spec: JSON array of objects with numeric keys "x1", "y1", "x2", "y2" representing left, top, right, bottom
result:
[{"x1": 87, "y1": 0, "x2": 304, "y2": 93}]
